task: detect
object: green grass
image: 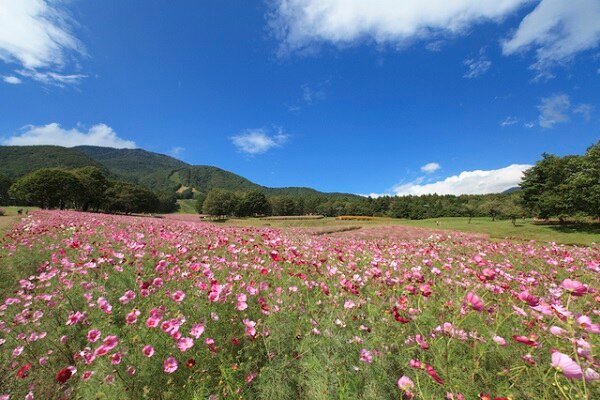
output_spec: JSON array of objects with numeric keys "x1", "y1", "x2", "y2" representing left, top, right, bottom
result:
[
  {"x1": 0, "y1": 206, "x2": 38, "y2": 233},
  {"x1": 221, "y1": 216, "x2": 599, "y2": 246},
  {"x1": 176, "y1": 199, "x2": 198, "y2": 214}
]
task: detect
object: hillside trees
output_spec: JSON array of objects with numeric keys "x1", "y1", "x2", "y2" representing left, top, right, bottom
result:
[
  {"x1": 238, "y1": 190, "x2": 271, "y2": 217},
  {"x1": 104, "y1": 182, "x2": 159, "y2": 214},
  {"x1": 0, "y1": 173, "x2": 11, "y2": 204}
]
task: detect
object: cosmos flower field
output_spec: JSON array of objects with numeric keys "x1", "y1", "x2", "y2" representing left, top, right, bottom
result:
[{"x1": 0, "y1": 211, "x2": 598, "y2": 399}]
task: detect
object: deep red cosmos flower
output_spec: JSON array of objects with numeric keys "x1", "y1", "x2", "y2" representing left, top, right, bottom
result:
[{"x1": 56, "y1": 366, "x2": 75, "y2": 383}]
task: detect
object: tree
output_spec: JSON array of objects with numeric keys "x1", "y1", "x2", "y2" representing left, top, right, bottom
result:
[
  {"x1": 202, "y1": 189, "x2": 239, "y2": 216},
  {"x1": 0, "y1": 173, "x2": 12, "y2": 205},
  {"x1": 237, "y1": 190, "x2": 271, "y2": 217},
  {"x1": 520, "y1": 154, "x2": 581, "y2": 220},
  {"x1": 270, "y1": 196, "x2": 296, "y2": 216},
  {"x1": 9, "y1": 168, "x2": 84, "y2": 209},
  {"x1": 194, "y1": 192, "x2": 207, "y2": 214},
  {"x1": 104, "y1": 182, "x2": 159, "y2": 214},
  {"x1": 73, "y1": 166, "x2": 110, "y2": 211},
  {"x1": 569, "y1": 141, "x2": 600, "y2": 220}
]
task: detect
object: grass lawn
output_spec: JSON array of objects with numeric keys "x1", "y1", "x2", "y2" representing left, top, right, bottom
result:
[
  {"x1": 176, "y1": 199, "x2": 197, "y2": 214},
  {"x1": 0, "y1": 206, "x2": 37, "y2": 233},
  {"x1": 220, "y1": 216, "x2": 599, "y2": 246}
]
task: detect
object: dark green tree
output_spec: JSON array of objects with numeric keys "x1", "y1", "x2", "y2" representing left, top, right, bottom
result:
[
  {"x1": 104, "y1": 182, "x2": 159, "y2": 214},
  {"x1": 9, "y1": 168, "x2": 84, "y2": 209},
  {"x1": 238, "y1": 190, "x2": 271, "y2": 217},
  {"x1": 73, "y1": 166, "x2": 110, "y2": 211},
  {"x1": 202, "y1": 189, "x2": 239, "y2": 216},
  {"x1": 0, "y1": 173, "x2": 12, "y2": 204}
]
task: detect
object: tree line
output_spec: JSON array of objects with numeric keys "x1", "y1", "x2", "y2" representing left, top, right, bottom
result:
[{"x1": 0, "y1": 167, "x2": 178, "y2": 214}]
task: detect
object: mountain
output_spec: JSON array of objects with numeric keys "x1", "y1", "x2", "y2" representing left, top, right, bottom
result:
[
  {"x1": 0, "y1": 146, "x2": 105, "y2": 180},
  {"x1": 501, "y1": 187, "x2": 521, "y2": 194},
  {"x1": 0, "y1": 145, "x2": 358, "y2": 198}
]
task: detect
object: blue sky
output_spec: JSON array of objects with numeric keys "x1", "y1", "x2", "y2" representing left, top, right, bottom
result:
[{"x1": 0, "y1": 1, "x2": 598, "y2": 196}]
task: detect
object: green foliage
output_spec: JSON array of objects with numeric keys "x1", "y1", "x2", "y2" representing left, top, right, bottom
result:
[
  {"x1": 0, "y1": 173, "x2": 12, "y2": 204},
  {"x1": 521, "y1": 141, "x2": 600, "y2": 220},
  {"x1": 237, "y1": 190, "x2": 271, "y2": 217},
  {"x1": 73, "y1": 166, "x2": 110, "y2": 211},
  {"x1": 104, "y1": 181, "x2": 159, "y2": 214},
  {"x1": 202, "y1": 189, "x2": 239, "y2": 216},
  {"x1": 9, "y1": 168, "x2": 84, "y2": 209},
  {"x1": 0, "y1": 146, "x2": 104, "y2": 179}
]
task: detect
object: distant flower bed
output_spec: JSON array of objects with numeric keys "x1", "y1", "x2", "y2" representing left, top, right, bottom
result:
[
  {"x1": 336, "y1": 215, "x2": 375, "y2": 221},
  {"x1": 261, "y1": 215, "x2": 324, "y2": 220}
]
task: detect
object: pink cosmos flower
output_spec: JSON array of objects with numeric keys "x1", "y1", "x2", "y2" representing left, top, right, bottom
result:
[
  {"x1": 359, "y1": 349, "x2": 373, "y2": 364},
  {"x1": 110, "y1": 352, "x2": 122, "y2": 365},
  {"x1": 146, "y1": 316, "x2": 161, "y2": 328},
  {"x1": 142, "y1": 345, "x2": 155, "y2": 357},
  {"x1": 397, "y1": 375, "x2": 414, "y2": 391},
  {"x1": 125, "y1": 309, "x2": 140, "y2": 324},
  {"x1": 416, "y1": 335, "x2": 429, "y2": 350},
  {"x1": 177, "y1": 337, "x2": 194, "y2": 352},
  {"x1": 86, "y1": 329, "x2": 101, "y2": 343},
  {"x1": 81, "y1": 370, "x2": 94, "y2": 381},
  {"x1": 190, "y1": 323, "x2": 205, "y2": 339},
  {"x1": 551, "y1": 352, "x2": 583, "y2": 380},
  {"x1": 549, "y1": 326, "x2": 567, "y2": 337},
  {"x1": 464, "y1": 292, "x2": 484, "y2": 311},
  {"x1": 492, "y1": 336, "x2": 506, "y2": 347},
  {"x1": 164, "y1": 356, "x2": 178, "y2": 373},
  {"x1": 172, "y1": 290, "x2": 186, "y2": 303},
  {"x1": 243, "y1": 319, "x2": 257, "y2": 337},
  {"x1": 560, "y1": 279, "x2": 587, "y2": 296}
]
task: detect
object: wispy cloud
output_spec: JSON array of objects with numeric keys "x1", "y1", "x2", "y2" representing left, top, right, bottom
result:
[
  {"x1": 230, "y1": 128, "x2": 289, "y2": 155},
  {"x1": 502, "y1": 0, "x2": 600, "y2": 78},
  {"x1": 0, "y1": 0, "x2": 86, "y2": 86},
  {"x1": 538, "y1": 94, "x2": 571, "y2": 128},
  {"x1": 500, "y1": 116, "x2": 518, "y2": 127},
  {"x1": 463, "y1": 48, "x2": 492, "y2": 78},
  {"x1": 420, "y1": 162, "x2": 441, "y2": 173},
  {"x1": 301, "y1": 84, "x2": 326, "y2": 105},
  {"x1": 169, "y1": 146, "x2": 185, "y2": 157},
  {"x1": 269, "y1": 0, "x2": 529, "y2": 54},
  {"x1": 1, "y1": 123, "x2": 136, "y2": 148},
  {"x1": 389, "y1": 164, "x2": 532, "y2": 196},
  {"x1": 573, "y1": 103, "x2": 594, "y2": 121},
  {"x1": 2, "y1": 75, "x2": 22, "y2": 85},
  {"x1": 524, "y1": 121, "x2": 536, "y2": 128}
]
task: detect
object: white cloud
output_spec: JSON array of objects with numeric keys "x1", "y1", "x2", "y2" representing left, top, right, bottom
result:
[
  {"x1": 2, "y1": 75, "x2": 21, "y2": 84},
  {"x1": 524, "y1": 121, "x2": 536, "y2": 128},
  {"x1": 573, "y1": 103, "x2": 594, "y2": 121},
  {"x1": 16, "y1": 69, "x2": 86, "y2": 87},
  {"x1": 0, "y1": 0, "x2": 85, "y2": 84},
  {"x1": 230, "y1": 128, "x2": 289, "y2": 155},
  {"x1": 390, "y1": 164, "x2": 532, "y2": 196},
  {"x1": 502, "y1": 0, "x2": 600, "y2": 77},
  {"x1": 420, "y1": 162, "x2": 441, "y2": 173},
  {"x1": 500, "y1": 116, "x2": 518, "y2": 127},
  {"x1": 269, "y1": 0, "x2": 528, "y2": 53},
  {"x1": 1, "y1": 123, "x2": 136, "y2": 148},
  {"x1": 169, "y1": 146, "x2": 185, "y2": 157},
  {"x1": 463, "y1": 48, "x2": 492, "y2": 78},
  {"x1": 538, "y1": 93, "x2": 570, "y2": 128},
  {"x1": 302, "y1": 84, "x2": 326, "y2": 104}
]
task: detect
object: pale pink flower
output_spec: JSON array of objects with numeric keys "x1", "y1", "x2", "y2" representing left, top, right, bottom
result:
[
  {"x1": 172, "y1": 290, "x2": 186, "y2": 303},
  {"x1": 551, "y1": 352, "x2": 583, "y2": 380},
  {"x1": 492, "y1": 336, "x2": 506, "y2": 346},
  {"x1": 177, "y1": 337, "x2": 194, "y2": 352},
  {"x1": 243, "y1": 319, "x2": 256, "y2": 337},
  {"x1": 560, "y1": 279, "x2": 587, "y2": 296},
  {"x1": 86, "y1": 329, "x2": 101, "y2": 343},
  {"x1": 359, "y1": 349, "x2": 373, "y2": 364},
  {"x1": 190, "y1": 323, "x2": 205, "y2": 339},
  {"x1": 397, "y1": 375, "x2": 414, "y2": 391}
]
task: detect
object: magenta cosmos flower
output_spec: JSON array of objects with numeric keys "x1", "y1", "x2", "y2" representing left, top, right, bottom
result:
[{"x1": 464, "y1": 292, "x2": 484, "y2": 311}]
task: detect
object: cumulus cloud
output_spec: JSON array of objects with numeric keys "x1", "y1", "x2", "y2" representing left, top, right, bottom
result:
[
  {"x1": 230, "y1": 128, "x2": 289, "y2": 155},
  {"x1": 1, "y1": 123, "x2": 136, "y2": 148},
  {"x1": 538, "y1": 93, "x2": 570, "y2": 128},
  {"x1": 502, "y1": 0, "x2": 600, "y2": 78},
  {"x1": 2, "y1": 75, "x2": 21, "y2": 84},
  {"x1": 390, "y1": 164, "x2": 532, "y2": 196},
  {"x1": 463, "y1": 48, "x2": 492, "y2": 78},
  {"x1": 500, "y1": 116, "x2": 518, "y2": 127},
  {"x1": 0, "y1": 0, "x2": 85, "y2": 85},
  {"x1": 269, "y1": 0, "x2": 528, "y2": 53},
  {"x1": 420, "y1": 162, "x2": 441, "y2": 173}
]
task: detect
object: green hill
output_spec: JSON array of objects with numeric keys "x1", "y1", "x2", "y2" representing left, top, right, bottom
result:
[
  {"x1": 0, "y1": 146, "x2": 105, "y2": 179},
  {"x1": 0, "y1": 145, "x2": 358, "y2": 199}
]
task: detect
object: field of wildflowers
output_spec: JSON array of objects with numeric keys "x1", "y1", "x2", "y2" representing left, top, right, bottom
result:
[{"x1": 0, "y1": 210, "x2": 598, "y2": 399}]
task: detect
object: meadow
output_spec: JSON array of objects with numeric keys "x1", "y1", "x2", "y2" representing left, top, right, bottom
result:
[
  {"x1": 220, "y1": 216, "x2": 600, "y2": 247},
  {"x1": 0, "y1": 210, "x2": 598, "y2": 399}
]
